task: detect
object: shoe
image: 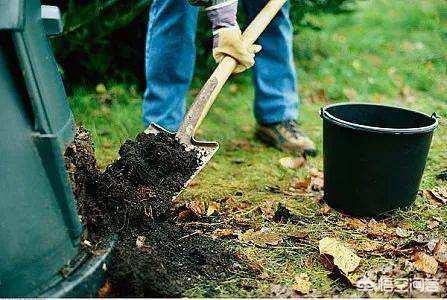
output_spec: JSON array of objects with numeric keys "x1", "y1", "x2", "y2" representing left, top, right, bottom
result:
[{"x1": 255, "y1": 120, "x2": 317, "y2": 157}]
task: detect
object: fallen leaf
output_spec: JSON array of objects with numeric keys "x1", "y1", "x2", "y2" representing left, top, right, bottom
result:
[
  {"x1": 259, "y1": 200, "x2": 276, "y2": 220},
  {"x1": 434, "y1": 240, "x2": 447, "y2": 263},
  {"x1": 428, "y1": 187, "x2": 447, "y2": 205},
  {"x1": 347, "y1": 218, "x2": 367, "y2": 231},
  {"x1": 186, "y1": 200, "x2": 206, "y2": 217},
  {"x1": 98, "y1": 280, "x2": 112, "y2": 297},
  {"x1": 367, "y1": 219, "x2": 393, "y2": 237},
  {"x1": 396, "y1": 227, "x2": 412, "y2": 238},
  {"x1": 211, "y1": 228, "x2": 237, "y2": 239},
  {"x1": 291, "y1": 177, "x2": 311, "y2": 190},
  {"x1": 287, "y1": 229, "x2": 309, "y2": 240},
  {"x1": 319, "y1": 237, "x2": 361, "y2": 274},
  {"x1": 292, "y1": 273, "x2": 311, "y2": 295},
  {"x1": 206, "y1": 201, "x2": 221, "y2": 216},
  {"x1": 279, "y1": 157, "x2": 306, "y2": 169},
  {"x1": 413, "y1": 252, "x2": 438, "y2": 275},
  {"x1": 239, "y1": 228, "x2": 283, "y2": 247},
  {"x1": 428, "y1": 220, "x2": 440, "y2": 229},
  {"x1": 318, "y1": 204, "x2": 332, "y2": 215},
  {"x1": 350, "y1": 240, "x2": 383, "y2": 252}
]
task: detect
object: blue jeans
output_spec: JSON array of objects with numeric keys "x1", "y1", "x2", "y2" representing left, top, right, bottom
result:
[{"x1": 143, "y1": 0, "x2": 299, "y2": 131}]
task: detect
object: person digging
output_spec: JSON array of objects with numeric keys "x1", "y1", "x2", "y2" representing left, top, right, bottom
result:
[{"x1": 143, "y1": 0, "x2": 316, "y2": 157}]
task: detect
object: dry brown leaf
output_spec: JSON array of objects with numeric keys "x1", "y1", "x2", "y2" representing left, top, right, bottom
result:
[
  {"x1": 239, "y1": 228, "x2": 283, "y2": 247},
  {"x1": 367, "y1": 219, "x2": 393, "y2": 237},
  {"x1": 279, "y1": 157, "x2": 306, "y2": 169},
  {"x1": 350, "y1": 240, "x2": 383, "y2": 252},
  {"x1": 429, "y1": 187, "x2": 447, "y2": 205},
  {"x1": 259, "y1": 200, "x2": 276, "y2": 220},
  {"x1": 347, "y1": 218, "x2": 367, "y2": 231},
  {"x1": 434, "y1": 240, "x2": 447, "y2": 263},
  {"x1": 186, "y1": 200, "x2": 206, "y2": 216},
  {"x1": 291, "y1": 177, "x2": 311, "y2": 190},
  {"x1": 319, "y1": 237, "x2": 361, "y2": 274},
  {"x1": 292, "y1": 273, "x2": 311, "y2": 295},
  {"x1": 206, "y1": 201, "x2": 221, "y2": 216},
  {"x1": 287, "y1": 229, "x2": 309, "y2": 240},
  {"x1": 211, "y1": 228, "x2": 237, "y2": 239},
  {"x1": 98, "y1": 280, "x2": 112, "y2": 298},
  {"x1": 318, "y1": 204, "x2": 332, "y2": 215},
  {"x1": 413, "y1": 252, "x2": 438, "y2": 275}
]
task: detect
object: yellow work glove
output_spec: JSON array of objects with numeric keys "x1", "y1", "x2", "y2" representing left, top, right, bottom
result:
[{"x1": 212, "y1": 27, "x2": 262, "y2": 73}]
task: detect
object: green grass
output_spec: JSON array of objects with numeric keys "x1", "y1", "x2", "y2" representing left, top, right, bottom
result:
[{"x1": 70, "y1": 0, "x2": 447, "y2": 296}]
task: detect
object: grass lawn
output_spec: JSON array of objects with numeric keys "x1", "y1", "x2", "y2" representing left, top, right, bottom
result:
[{"x1": 69, "y1": 0, "x2": 447, "y2": 296}]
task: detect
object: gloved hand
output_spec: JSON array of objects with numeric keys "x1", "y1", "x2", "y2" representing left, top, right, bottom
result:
[{"x1": 207, "y1": 1, "x2": 262, "y2": 73}]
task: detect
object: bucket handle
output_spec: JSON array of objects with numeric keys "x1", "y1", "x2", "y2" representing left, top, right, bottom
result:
[{"x1": 431, "y1": 112, "x2": 439, "y2": 120}]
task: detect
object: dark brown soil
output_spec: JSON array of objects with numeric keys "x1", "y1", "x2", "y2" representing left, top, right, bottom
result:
[{"x1": 65, "y1": 127, "x2": 243, "y2": 297}]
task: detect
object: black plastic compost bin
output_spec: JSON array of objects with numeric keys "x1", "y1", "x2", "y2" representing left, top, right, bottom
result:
[
  {"x1": 321, "y1": 103, "x2": 438, "y2": 217},
  {"x1": 0, "y1": 1, "x2": 113, "y2": 297}
]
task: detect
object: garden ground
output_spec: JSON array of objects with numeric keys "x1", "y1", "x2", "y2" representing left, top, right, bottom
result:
[{"x1": 70, "y1": 0, "x2": 447, "y2": 296}]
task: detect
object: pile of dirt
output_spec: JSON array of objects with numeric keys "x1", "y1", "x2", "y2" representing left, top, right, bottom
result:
[{"x1": 65, "y1": 127, "x2": 243, "y2": 297}]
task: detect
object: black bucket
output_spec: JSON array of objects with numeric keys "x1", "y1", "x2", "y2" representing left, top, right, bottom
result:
[{"x1": 321, "y1": 103, "x2": 438, "y2": 217}]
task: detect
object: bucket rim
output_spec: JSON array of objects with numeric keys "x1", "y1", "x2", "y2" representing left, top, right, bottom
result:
[{"x1": 321, "y1": 102, "x2": 438, "y2": 134}]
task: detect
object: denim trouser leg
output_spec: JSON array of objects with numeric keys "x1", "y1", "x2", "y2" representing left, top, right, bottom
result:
[
  {"x1": 142, "y1": 0, "x2": 199, "y2": 131},
  {"x1": 242, "y1": 0, "x2": 299, "y2": 125}
]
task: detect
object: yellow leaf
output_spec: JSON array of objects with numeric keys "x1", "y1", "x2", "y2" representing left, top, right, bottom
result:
[
  {"x1": 319, "y1": 237, "x2": 361, "y2": 274},
  {"x1": 239, "y1": 228, "x2": 283, "y2": 247},
  {"x1": 413, "y1": 252, "x2": 438, "y2": 275},
  {"x1": 292, "y1": 273, "x2": 311, "y2": 295},
  {"x1": 206, "y1": 201, "x2": 221, "y2": 216}
]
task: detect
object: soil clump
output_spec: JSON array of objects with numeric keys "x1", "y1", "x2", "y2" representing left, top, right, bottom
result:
[{"x1": 65, "y1": 127, "x2": 242, "y2": 297}]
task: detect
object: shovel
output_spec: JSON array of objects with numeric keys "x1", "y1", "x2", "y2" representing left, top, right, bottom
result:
[{"x1": 145, "y1": 0, "x2": 288, "y2": 200}]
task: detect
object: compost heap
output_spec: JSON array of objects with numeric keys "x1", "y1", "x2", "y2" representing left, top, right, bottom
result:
[{"x1": 65, "y1": 127, "x2": 243, "y2": 297}]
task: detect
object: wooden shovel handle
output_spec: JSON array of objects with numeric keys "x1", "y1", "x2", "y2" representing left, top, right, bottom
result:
[{"x1": 177, "y1": 0, "x2": 287, "y2": 143}]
